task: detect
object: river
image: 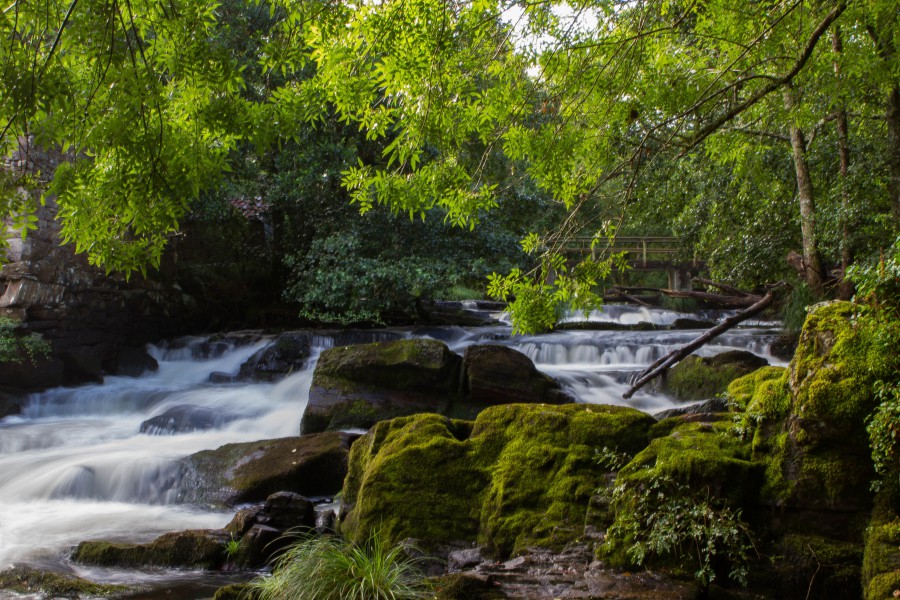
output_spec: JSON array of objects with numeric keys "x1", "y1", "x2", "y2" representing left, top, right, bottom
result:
[{"x1": 0, "y1": 305, "x2": 785, "y2": 595}]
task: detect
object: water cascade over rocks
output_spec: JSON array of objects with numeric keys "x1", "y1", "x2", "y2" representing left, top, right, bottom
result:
[{"x1": 0, "y1": 305, "x2": 783, "y2": 583}]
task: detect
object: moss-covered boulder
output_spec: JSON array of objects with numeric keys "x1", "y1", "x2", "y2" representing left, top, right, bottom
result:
[
  {"x1": 340, "y1": 403, "x2": 656, "y2": 557},
  {"x1": 0, "y1": 566, "x2": 129, "y2": 598},
  {"x1": 863, "y1": 488, "x2": 900, "y2": 600},
  {"x1": 178, "y1": 432, "x2": 352, "y2": 507},
  {"x1": 459, "y1": 344, "x2": 570, "y2": 407},
  {"x1": 213, "y1": 583, "x2": 259, "y2": 600},
  {"x1": 665, "y1": 350, "x2": 768, "y2": 401},
  {"x1": 72, "y1": 529, "x2": 228, "y2": 569},
  {"x1": 301, "y1": 338, "x2": 462, "y2": 434}
]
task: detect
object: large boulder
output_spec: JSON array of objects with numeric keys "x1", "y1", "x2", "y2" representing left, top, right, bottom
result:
[
  {"x1": 339, "y1": 404, "x2": 656, "y2": 557},
  {"x1": 177, "y1": 432, "x2": 353, "y2": 507},
  {"x1": 459, "y1": 344, "x2": 571, "y2": 407},
  {"x1": 72, "y1": 529, "x2": 228, "y2": 569},
  {"x1": 664, "y1": 349, "x2": 768, "y2": 401},
  {"x1": 0, "y1": 566, "x2": 129, "y2": 598},
  {"x1": 301, "y1": 339, "x2": 462, "y2": 435}
]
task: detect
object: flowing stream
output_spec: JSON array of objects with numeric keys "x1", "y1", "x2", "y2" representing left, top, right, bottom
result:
[{"x1": 0, "y1": 305, "x2": 785, "y2": 592}]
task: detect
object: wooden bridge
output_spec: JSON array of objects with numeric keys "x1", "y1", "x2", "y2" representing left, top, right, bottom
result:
[{"x1": 560, "y1": 236, "x2": 705, "y2": 290}]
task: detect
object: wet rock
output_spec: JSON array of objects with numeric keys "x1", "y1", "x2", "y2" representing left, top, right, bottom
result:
[
  {"x1": 106, "y1": 346, "x2": 159, "y2": 377},
  {"x1": 178, "y1": 432, "x2": 352, "y2": 507},
  {"x1": 238, "y1": 332, "x2": 314, "y2": 382},
  {"x1": 0, "y1": 389, "x2": 22, "y2": 419},
  {"x1": 670, "y1": 317, "x2": 715, "y2": 330},
  {"x1": 72, "y1": 529, "x2": 228, "y2": 569},
  {"x1": 225, "y1": 506, "x2": 264, "y2": 536},
  {"x1": 0, "y1": 355, "x2": 65, "y2": 392},
  {"x1": 653, "y1": 397, "x2": 729, "y2": 421},
  {"x1": 301, "y1": 339, "x2": 461, "y2": 435},
  {"x1": 209, "y1": 371, "x2": 237, "y2": 384},
  {"x1": 234, "y1": 524, "x2": 286, "y2": 567},
  {"x1": 459, "y1": 344, "x2": 572, "y2": 407},
  {"x1": 213, "y1": 583, "x2": 258, "y2": 600},
  {"x1": 315, "y1": 508, "x2": 336, "y2": 534},
  {"x1": 664, "y1": 349, "x2": 768, "y2": 401},
  {"x1": 139, "y1": 405, "x2": 241, "y2": 435},
  {"x1": 256, "y1": 491, "x2": 315, "y2": 530},
  {"x1": 448, "y1": 547, "x2": 485, "y2": 571}
]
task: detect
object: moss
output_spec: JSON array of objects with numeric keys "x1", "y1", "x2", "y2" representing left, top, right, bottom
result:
[
  {"x1": 0, "y1": 566, "x2": 128, "y2": 598},
  {"x1": 340, "y1": 404, "x2": 655, "y2": 557},
  {"x1": 430, "y1": 574, "x2": 507, "y2": 599},
  {"x1": 71, "y1": 530, "x2": 226, "y2": 569},
  {"x1": 863, "y1": 488, "x2": 900, "y2": 600},
  {"x1": 727, "y1": 366, "x2": 789, "y2": 415},
  {"x1": 666, "y1": 352, "x2": 767, "y2": 401},
  {"x1": 618, "y1": 420, "x2": 760, "y2": 507}
]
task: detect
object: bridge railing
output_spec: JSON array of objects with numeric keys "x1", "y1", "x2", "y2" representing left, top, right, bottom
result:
[{"x1": 562, "y1": 236, "x2": 685, "y2": 264}]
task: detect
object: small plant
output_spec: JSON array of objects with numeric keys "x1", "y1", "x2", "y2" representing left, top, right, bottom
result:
[
  {"x1": 594, "y1": 446, "x2": 632, "y2": 472},
  {"x1": 779, "y1": 281, "x2": 813, "y2": 333},
  {"x1": 224, "y1": 535, "x2": 241, "y2": 560},
  {"x1": 603, "y1": 472, "x2": 754, "y2": 590},
  {"x1": 250, "y1": 530, "x2": 431, "y2": 600},
  {"x1": 0, "y1": 317, "x2": 51, "y2": 365}
]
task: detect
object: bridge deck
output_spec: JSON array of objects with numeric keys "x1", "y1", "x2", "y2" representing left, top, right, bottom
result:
[{"x1": 562, "y1": 236, "x2": 703, "y2": 269}]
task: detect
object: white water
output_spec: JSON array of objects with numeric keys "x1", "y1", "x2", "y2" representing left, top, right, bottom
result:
[{"x1": 0, "y1": 306, "x2": 784, "y2": 575}]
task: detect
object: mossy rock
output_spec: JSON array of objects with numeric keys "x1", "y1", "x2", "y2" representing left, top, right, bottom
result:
[
  {"x1": 618, "y1": 420, "x2": 761, "y2": 508},
  {"x1": 459, "y1": 344, "x2": 570, "y2": 406},
  {"x1": 340, "y1": 404, "x2": 655, "y2": 557},
  {"x1": 72, "y1": 529, "x2": 227, "y2": 569},
  {"x1": 302, "y1": 339, "x2": 461, "y2": 434},
  {"x1": 665, "y1": 350, "x2": 768, "y2": 401},
  {"x1": 178, "y1": 432, "x2": 352, "y2": 507},
  {"x1": 863, "y1": 488, "x2": 900, "y2": 600},
  {"x1": 789, "y1": 301, "x2": 891, "y2": 446},
  {"x1": 0, "y1": 566, "x2": 129, "y2": 598}
]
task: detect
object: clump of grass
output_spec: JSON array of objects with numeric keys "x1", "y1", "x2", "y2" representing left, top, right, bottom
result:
[
  {"x1": 250, "y1": 531, "x2": 431, "y2": 600},
  {"x1": 443, "y1": 286, "x2": 485, "y2": 301},
  {"x1": 780, "y1": 282, "x2": 814, "y2": 333}
]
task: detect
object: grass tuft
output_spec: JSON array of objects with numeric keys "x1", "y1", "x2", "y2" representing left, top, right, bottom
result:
[{"x1": 250, "y1": 531, "x2": 431, "y2": 600}]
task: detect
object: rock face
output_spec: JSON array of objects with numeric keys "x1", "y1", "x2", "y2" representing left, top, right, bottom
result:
[
  {"x1": 664, "y1": 349, "x2": 768, "y2": 401},
  {"x1": 177, "y1": 431, "x2": 353, "y2": 507},
  {"x1": 339, "y1": 404, "x2": 656, "y2": 556},
  {"x1": 301, "y1": 340, "x2": 571, "y2": 435}
]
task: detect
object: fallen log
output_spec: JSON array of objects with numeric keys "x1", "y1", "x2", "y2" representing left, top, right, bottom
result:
[
  {"x1": 609, "y1": 287, "x2": 654, "y2": 307},
  {"x1": 622, "y1": 289, "x2": 776, "y2": 399},
  {"x1": 660, "y1": 288, "x2": 762, "y2": 308},
  {"x1": 692, "y1": 277, "x2": 752, "y2": 297}
]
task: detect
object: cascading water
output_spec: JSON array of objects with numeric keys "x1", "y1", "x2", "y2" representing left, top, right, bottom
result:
[{"x1": 0, "y1": 305, "x2": 785, "y2": 584}]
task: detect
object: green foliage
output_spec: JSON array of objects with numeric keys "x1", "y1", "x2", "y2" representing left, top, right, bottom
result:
[
  {"x1": 867, "y1": 382, "x2": 900, "y2": 490},
  {"x1": 250, "y1": 532, "x2": 431, "y2": 600},
  {"x1": 602, "y1": 473, "x2": 754, "y2": 589},
  {"x1": 0, "y1": 318, "x2": 51, "y2": 365}
]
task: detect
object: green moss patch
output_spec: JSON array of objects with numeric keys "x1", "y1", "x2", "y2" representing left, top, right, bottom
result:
[
  {"x1": 340, "y1": 404, "x2": 655, "y2": 557},
  {"x1": 0, "y1": 566, "x2": 128, "y2": 598},
  {"x1": 864, "y1": 488, "x2": 900, "y2": 600}
]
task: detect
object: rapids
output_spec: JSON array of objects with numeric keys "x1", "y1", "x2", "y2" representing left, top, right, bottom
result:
[{"x1": 0, "y1": 305, "x2": 785, "y2": 584}]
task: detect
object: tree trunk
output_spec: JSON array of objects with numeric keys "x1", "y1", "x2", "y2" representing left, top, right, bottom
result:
[
  {"x1": 833, "y1": 27, "x2": 854, "y2": 300},
  {"x1": 888, "y1": 85, "x2": 900, "y2": 225},
  {"x1": 784, "y1": 86, "x2": 825, "y2": 295}
]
